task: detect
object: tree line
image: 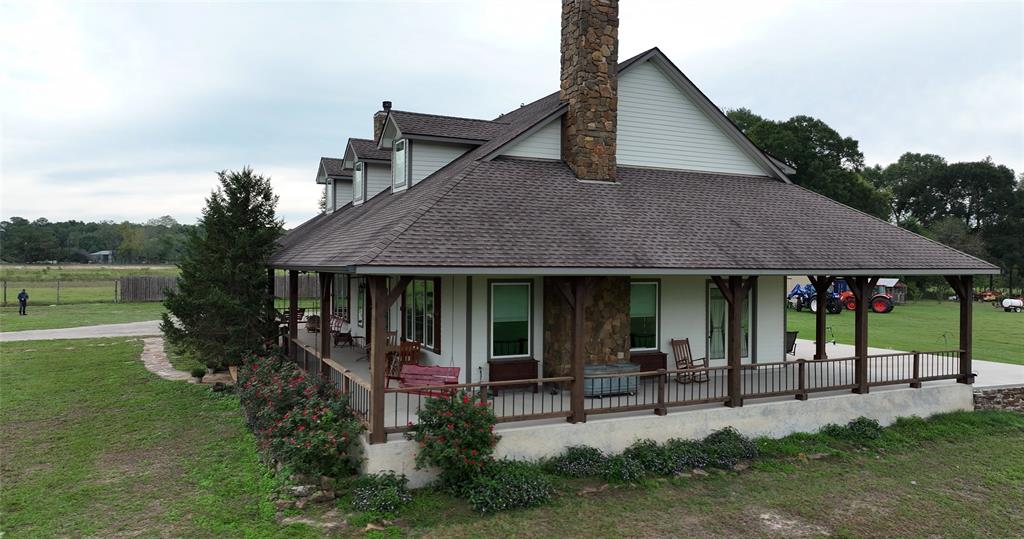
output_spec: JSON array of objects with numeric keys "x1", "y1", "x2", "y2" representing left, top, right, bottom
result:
[
  {"x1": 0, "y1": 215, "x2": 195, "y2": 264},
  {"x1": 729, "y1": 109, "x2": 1023, "y2": 293}
]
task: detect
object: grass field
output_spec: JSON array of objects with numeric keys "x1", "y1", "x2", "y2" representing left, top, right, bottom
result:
[
  {"x1": 0, "y1": 302, "x2": 166, "y2": 332},
  {"x1": 787, "y1": 300, "x2": 1024, "y2": 365},
  {"x1": 0, "y1": 264, "x2": 179, "y2": 282},
  {"x1": 3, "y1": 337, "x2": 1023, "y2": 537}
]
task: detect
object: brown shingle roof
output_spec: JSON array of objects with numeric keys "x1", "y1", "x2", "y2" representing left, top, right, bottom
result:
[
  {"x1": 348, "y1": 138, "x2": 390, "y2": 161},
  {"x1": 320, "y1": 157, "x2": 350, "y2": 177},
  {"x1": 388, "y1": 110, "x2": 508, "y2": 141}
]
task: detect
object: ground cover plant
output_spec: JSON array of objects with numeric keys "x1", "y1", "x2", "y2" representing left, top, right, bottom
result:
[{"x1": 786, "y1": 299, "x2": 1024, "y2": 364}]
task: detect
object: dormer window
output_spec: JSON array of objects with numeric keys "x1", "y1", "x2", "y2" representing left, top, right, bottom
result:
[
  {"x1": 392, "y1": 139, "x2": 409, "y2": 191},
  {"x1": 353, "y1": 162, "x2": 365, "y2": 205}
]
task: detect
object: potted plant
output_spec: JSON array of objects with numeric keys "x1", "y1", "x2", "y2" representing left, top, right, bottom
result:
[
  {"x1": 190, "y1": 367, "x2": 207, "y2": 384},
  {"x1": 305, "y1": 314, "x2": 321, "y2": 333}
]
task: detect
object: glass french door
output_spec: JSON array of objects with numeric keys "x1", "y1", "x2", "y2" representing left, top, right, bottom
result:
[{"x1": 707, "y1": 284, "x2": 750, "y2": 360}]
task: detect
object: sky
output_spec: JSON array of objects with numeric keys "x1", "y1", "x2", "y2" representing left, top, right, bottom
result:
[{"x1": 2, "y1": 0, "x2": 1022, "y2": 228}]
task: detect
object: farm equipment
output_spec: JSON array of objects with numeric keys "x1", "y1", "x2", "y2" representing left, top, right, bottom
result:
[
  {"x1": 1002, "y1": 298, "x2": 1023, "y2": 313},
  {"x1": 787, "y1": 283, "x2": 843, "y2": 314},
  {"x1": 833, "y1": 279, "x2": 895, "y2": 314}
]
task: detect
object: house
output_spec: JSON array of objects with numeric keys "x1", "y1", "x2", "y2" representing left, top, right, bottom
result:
[
  {"x1": 316, "y1": 157, "x2": 352, "y2": 213},
  {"x1": 876, "y1": 278, "x2": 908, "y2": 304},
  {"x1": 271, "y1": 0, "x2": 997, "y2": 481},
  {"x1": 88, "y1": 250, "x2": 114, "y2": 264}
]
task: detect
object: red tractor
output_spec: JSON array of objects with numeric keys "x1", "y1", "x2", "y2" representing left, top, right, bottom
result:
[{"x1": 835, "y1": 280, "x2": 895, "y2": 314}]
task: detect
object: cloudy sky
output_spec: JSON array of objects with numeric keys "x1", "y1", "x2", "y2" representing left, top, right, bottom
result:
[{"x1": 2, "y1": 0, "x2": 1021, "y2": 227}]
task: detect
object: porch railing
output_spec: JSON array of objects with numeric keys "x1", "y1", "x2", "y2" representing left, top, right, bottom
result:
[{"x1": 285, "y1": 337, "x2": 963, "y2": 443}]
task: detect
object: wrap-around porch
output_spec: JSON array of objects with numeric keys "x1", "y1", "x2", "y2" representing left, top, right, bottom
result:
[{"x1": 275, "y1": 270, "x2": 976, "y2": 444}]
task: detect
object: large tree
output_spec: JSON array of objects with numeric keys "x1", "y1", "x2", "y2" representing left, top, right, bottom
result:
[
  {"x1": 727, "y1": 108, "x2": 890, "y2": 219},
  {"x1": 161, "y1": 168, "x2": 283, "y2": 369}
]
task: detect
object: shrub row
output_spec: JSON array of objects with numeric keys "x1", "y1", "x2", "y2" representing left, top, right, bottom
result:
[
  {"x1": 548, "y1": 427, "x2": 758, "y2": 482},
  {"x1": 237, "y1": 352, "x2": 362, "y2": 478}
]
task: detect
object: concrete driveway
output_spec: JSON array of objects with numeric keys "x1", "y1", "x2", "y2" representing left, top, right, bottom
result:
[{"x1": 0, "y1": 320, "x2": 162, "y2": 342}]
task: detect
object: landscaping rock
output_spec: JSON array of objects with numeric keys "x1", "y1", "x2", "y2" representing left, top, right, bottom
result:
[
  {"x1": 691, "y1": 468, "x2": 709, "y2": 477},
  {"x1": 319, "y1": 475, "x2": 335, "y2": 492},
  {"x1": 274, "y1": 499, "x2": 295, "y2": 510},
  {"x1": 289, "y1": 484, "x2": 314, "y2": 497},
  {"x1": 732, "y1": 462, "x2": 749, "y2": 472},
  {"x1": 309, "y1": 490, "x2": 335, "y2": 504}
]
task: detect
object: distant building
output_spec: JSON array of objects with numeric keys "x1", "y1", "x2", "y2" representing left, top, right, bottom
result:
[
  {"x1": 89, "y1": 250, "x2": 115, "y2": 264},
  {"x1": 876, "y1": 278, "x2": 908, "y2": 304}
]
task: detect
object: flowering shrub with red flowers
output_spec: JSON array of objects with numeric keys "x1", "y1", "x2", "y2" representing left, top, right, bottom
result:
[
  {"x1": 237, "y1": 352, "x2": 362, "y2": 477},
  {"x1": 404, "y1": 390, "x2": 499, "y2": 493}
]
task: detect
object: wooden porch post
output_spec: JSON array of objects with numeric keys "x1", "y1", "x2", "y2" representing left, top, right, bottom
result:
[
  {"x1": 945, "y1": 275, "x2": 974, "y2": 384},
  {"x1": 571, "y1": 277, "x2": 587, "y2": 423},
  {"x1": 368, "y1": 275, "x2": 388, "y2": 444},
  {"x1": 288, "y1": 270, "x2": 299, "y2": 359},
  {"x1": 807, "y1": 275, "x2": 834, "y2": 360},
  {"x1": 267, "y1": 267, "x2": 276, "y2": 318},
  {"x1": 318, "y1": 273, "x2": 333, "y2": 377},
  {"x1": 712, "y1": 276, "x2": 754, "y2": 408},
  {"x1": 850, "y1": 276, "x2": 878, "y2": 394},
  {"x1": 367, "y1": 275, "x2": 413, "y2": 444}
]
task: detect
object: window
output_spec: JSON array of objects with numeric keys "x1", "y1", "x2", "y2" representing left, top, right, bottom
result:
[
  {"x1": 402, "y1": 278, "x2": 439, "y2": 352},
  {"x1": 630, "y1": 281, "x2": 659, "y2": 350},
  {"x1": 356, "y1": 278, "x2": 366, "y2": 327},
  {"x1": 353, "y1": 162, "x2": 365, "y2": 204},
  {"x1": 325, "y1": 180, "x2": 334, "y2": 213},
  {"x1": 392, "y1": 139, "x2": 408, "y2": 191},
  {"x1": 490, "y1": 282, "x2": 531, "y2": 358},
  {"x1": 333, "y1": 275, "x2": 349, "y2": 318}
]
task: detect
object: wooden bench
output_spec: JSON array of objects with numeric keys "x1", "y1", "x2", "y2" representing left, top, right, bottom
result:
[{"x1": 396, "y1": 364, "x2": 460, "y2": 397}]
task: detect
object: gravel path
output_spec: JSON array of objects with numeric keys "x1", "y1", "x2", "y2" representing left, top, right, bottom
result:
[{"x1": 0, "y1": 320, "x2": 162, "y2": 342}]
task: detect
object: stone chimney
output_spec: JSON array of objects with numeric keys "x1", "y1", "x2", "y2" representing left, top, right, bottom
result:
[
  {"x1": 373, "y1": 101, "x2": 391, "y2": 142},
  {"x1": 560, "y1": 0, "x2": 618, "y2": 181}
]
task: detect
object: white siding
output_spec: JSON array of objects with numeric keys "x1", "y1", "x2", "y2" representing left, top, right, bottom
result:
[
  {"x1": 499, "y1": 118, "x2": 561, "y2": 160},
  {"x1": 332, "y1": 180, "x2": 352, "y2": 211},
  {"x1": 365, "y1": 163, "x2": 392, "y2": 199},
  {"x1": 755, "y1": 275, "x2": 786, "y2": 362},
  {"x1": 410, "y1": 140, "x2": 471, "y2": 185},
  {"x1": 618, "y1": 61, "x2": 768, "y2": 176}
]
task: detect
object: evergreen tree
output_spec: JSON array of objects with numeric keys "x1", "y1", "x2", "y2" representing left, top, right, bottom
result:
[{"x1": 161, "y1": 168, "x2": 283, "y2": 369}]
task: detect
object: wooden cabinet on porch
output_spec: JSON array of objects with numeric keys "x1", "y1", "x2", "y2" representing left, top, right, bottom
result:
[
  {"x1": 629, "y1": 350, "x2": 667, "y2": 371},
  {"x1": 487, "y1": 358, "x2": 540, "y2": 393}
]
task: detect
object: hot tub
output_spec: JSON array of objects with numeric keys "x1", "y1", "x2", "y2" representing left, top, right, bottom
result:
[{"x1": 583, "y1": 362, "x2": 640, "y2": 397}]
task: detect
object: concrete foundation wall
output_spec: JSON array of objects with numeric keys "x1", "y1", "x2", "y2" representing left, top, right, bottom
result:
[{"x1": 362, "y1": 383, "x2": 974, "y2": 488}]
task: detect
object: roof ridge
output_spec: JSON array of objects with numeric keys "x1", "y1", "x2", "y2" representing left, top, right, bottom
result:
[
  {"x1": 354, "y1": 160, "x2": 484, "y2": 266},
  {"x1": 390, "y1": 109, "x2": 510, "y2": 125}
]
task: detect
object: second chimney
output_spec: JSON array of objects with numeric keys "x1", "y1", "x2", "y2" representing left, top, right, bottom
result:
[
  {"x1": 560, "y1": 0, "x2": 618, "y2": 181},
  {"x1": 373, "y1": 101, "x2": 392, "y2": 143}
]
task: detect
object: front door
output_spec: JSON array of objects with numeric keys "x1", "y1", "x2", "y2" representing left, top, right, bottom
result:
[{"x1": 707, "y1": 283, "x2": 750, "y2": 361}]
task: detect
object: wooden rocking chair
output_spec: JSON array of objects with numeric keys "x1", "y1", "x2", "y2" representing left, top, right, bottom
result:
[
  {"x1": 386, "y1": 339, "x2": 422, "y2": 386},
  {"x1": 670, "y1": 338, "x2": 708, "y2": 383}
]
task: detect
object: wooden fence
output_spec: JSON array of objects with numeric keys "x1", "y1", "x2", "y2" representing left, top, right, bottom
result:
[{"x1": 118, "y1": 276, "x2": 179, "y2": 302}]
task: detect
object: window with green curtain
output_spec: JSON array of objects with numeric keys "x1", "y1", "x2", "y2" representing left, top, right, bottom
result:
[
  {"x1": 491, "y1": 282, "x2": 530, "y2": 357},
  {"x1": 630, "y1": 282, "x2": 658, "y2": 350}
]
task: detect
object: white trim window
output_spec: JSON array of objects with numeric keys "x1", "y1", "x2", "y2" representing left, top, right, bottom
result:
[
  {"x1": 403, "y1": 278, "x2": 438, "y2": 352},
  {"x1": 353, "y1": 162, "x2": 365, "y2": 205},
  {"x1": 629, "y1": 281, "x2": 659, "y2": 351},
  {"x1": 490, "y1": 281, "x2": 531, "y2": 358},
  {"x1": 392, "y1": 139, "x2": 408, "y2": 191}
]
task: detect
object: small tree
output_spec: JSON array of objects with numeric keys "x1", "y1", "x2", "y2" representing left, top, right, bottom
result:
[{"x1": 162, "y1": 168, "x2": 283, "y2": 369}]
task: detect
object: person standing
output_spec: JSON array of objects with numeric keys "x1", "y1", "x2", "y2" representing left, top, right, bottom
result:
[{"x1": 17, "y1": 289, "x2": 29, "y2": 316}]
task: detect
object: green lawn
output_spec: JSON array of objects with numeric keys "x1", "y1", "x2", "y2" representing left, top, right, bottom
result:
[
  {"x1": 787, "y1": 300, "x2": 1024, "y2": 365},
  {"x1": 3, "y1": 337, "x2": 1023, "y2": 537},
  {"x1": 0, "y1": 338, "x2": 319, "y2": 538},
  {"x1": 0, "y1": 302, "x2": 165, "y2": 332}
]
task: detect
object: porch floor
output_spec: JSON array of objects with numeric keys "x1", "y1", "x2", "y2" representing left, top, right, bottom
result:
[{"x1": 289, "y1": 329, "x2": 1012, "y2": 440}]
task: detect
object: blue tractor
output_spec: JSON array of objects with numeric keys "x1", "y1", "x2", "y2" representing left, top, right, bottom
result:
[{"x1": 787, "y1": 283, "x2": 843, "y2": 314}]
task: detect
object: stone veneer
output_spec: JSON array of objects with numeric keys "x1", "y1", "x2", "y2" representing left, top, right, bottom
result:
[
  {"x1": 974, "y1": 386, "x2": 1024, "y2": 413},
  {"x1": 373, "y1": 111, "x2": 387, "y2": 142},
  {"x1": 560, "y1": 0, "x2": 618, "y2": 181},
  {"x1": 543, "y1": 276, "x2": 631, "y2": 377}
]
